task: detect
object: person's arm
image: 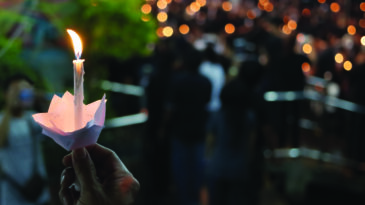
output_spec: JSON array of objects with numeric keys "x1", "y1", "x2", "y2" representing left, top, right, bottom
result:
[
  {"x1": 0, "y1": 110, "x2": 11, "y2": 147},
  {"x1": 59, "y1": 144, "x2": 140, "y2": 205}
]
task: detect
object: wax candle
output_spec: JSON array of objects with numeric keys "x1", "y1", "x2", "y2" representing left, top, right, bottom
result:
[{"x1": 67, "y1": 29, "x2": 84, "y2": 130}]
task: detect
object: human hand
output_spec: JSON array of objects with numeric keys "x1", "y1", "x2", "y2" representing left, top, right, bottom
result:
[{"x1": 59, "y1": 144, "x2": 140, "y2": 205}]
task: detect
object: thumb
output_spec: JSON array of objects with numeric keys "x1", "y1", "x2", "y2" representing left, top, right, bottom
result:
[{"x1": 72, "y1": 148, "x2": 98, "y2": 190}]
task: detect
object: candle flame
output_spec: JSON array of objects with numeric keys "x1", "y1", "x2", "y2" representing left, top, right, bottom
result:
[{"x1": 67, "y1": 29, "x2": 83, "y2": 59}]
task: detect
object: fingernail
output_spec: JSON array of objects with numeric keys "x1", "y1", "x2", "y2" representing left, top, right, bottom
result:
[{"x1": 73, "y1": 148, "x2": 87, "y2": 160}]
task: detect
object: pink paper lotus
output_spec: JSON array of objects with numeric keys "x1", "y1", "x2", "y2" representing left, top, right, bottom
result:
[{"x1": 32, "y1": 91, "x2": 106, "y2": 151}]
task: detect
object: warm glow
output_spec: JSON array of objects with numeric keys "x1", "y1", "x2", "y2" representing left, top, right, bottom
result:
[
  {"x1": 334, "y1": 53, "x2": 344, "y2": 63},
  {"x1": 222, "y1": 1, "x2": 232, "y2": 12},
  {"x1": 302, "y1": 8, "x2": 311, "y2": 16},
  {"x1": 141, "y1": 15, "x2": 150, "y2": 22},
  {"x1": 190, "y1": 2, "x2": 201, "y2": 12},
  {"x1": 302, "y1": 62, "x2": 311, "y2": 72},
  {"x1": 360, "y1": 2, "x2": 365, "y2": 12},
  {"x1": 67, "y1": 29, "x2": 83, "y2": 59},
  {"x1": 344, "y1": 61, "x2": 352, "y2": 71},
  {"x1": 141, "y1": 4, "x2": 152, "y2": 14},
  {"x1": 196, "y1": 0, "x2": 206, "y2": 7},
  {"x1": 185, "y1": 6, "x2": 194, "y2": 16},
  {"x1": 347, "y1": 25, "x2": 356, "y2": 35},
  {"x1": 330, "y1": 2, "x2": 340, "y2": 13},
  {"x1": 282, "y1": 25, "x2": 291, "y2": 35},
  {"x1": 359, "y1": 19, "x2": 365, "y2": 28},
  {"x1": 302, "y1": 43, "x2": 312, "y2": 54},
  {"x1": 296, "y1": 33, "x2": 305, "y2": 43},
  {"x1": 258, "y1": 2, "x2": 265, "y2": 10},
  {"x1": 157, "y1": 0, "x2": 167, "y2": 9},
  {"x1": 163, "y1": 26, "x2": 174, "y2": 37},
  {"x1": 288, "y1": 20, "x2": 297, "y2": 30},
  {"x1": 156, "y1": 27, "x2": 164, "y2": 38},
  {"x1": 264, "y1": 2, "x2": 274, "y2": 12},
  {"x1": 247, "y1": 10, "x2": 256, "y2": 19},
  {"x1": 225, "y1": 23, "x2": 235, "y2": 34},
  {"x1": 179, "y1": 24, "x2": 190, "y2": 34},
  {"x1": 166, "y1": 0, "x2": 172, "y2": 4},
  {"x1": 318, "y1": 0, "x2": 326, "y2": 3},
  {"x1": 361, "y1": 36, "x2": 365, "y2": 46},
  {"x1": 157, "y1": 12, "x2": 168, "y2": 22}
]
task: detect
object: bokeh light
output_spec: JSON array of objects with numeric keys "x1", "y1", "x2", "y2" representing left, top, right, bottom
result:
[
  {"x1": 156, "y1": 27, "x2": 164, "y2": 38},
  {"x1": 222, "y1": 1, "x2": 232, "y2": 12},
  {"x1": 141, "y1": 15, "x2": 150, "y2": 22},
  {"x1": 318, "y1": 0, "x2": 326, "y2": 3},
  {"x1": 264, "y1": 2, "x2": 274, "y2": 12},
  {"x1": 282, "y1": 25, "x2": 291, "y2": 35},
  {"x1": 141, "y1": 4, "x2": 152, "y2": 14},
  {"x1": 288, "y1": 20, "x2": 297, "y2": 30},
  {"x1": 334, "y1": 53, "x2": 344, "y2": 63},
  {"x1": 157, "y1": 0, "x2": 168, "y2": 10},
  {"x1": 157, "y1": 12, "x2": 168, "y2": 22},
  {"x1": 302, "y1": 62, "x2": 311, "y2": 73},
  {"x1": 179, "y1": 24, "x2": 190, "y2": 35},
  {"x1": 302, "y1": 43, "x2": 312, "y2": 54},
  {"x1": 361, "y1": 36, "x2": 365, "y2": 46},
  {"x1": 343, "y1": 61, "x2": 352, "y2": 71},
  {"x1": 162, "y1": 26, "x2": 174, "y2": 37},
  {"x1": 247, "y1": 10, "x2": 256, "y2": 19},
  {"x1": 347, "y1": 25, "x2": 356, "y2": 35},
  {"x1": 225, "y1": 23, "x2": 235, "y2": 34},
  {"x1": 196, "y1": 0, "x2": 206, "y2": 7},
  {"x1": 360, "y1": 2, "x2": 365, "y2": 12},
  {"x1": 190, "y1": 2, "x2": 201, "y2": 12},
  {"x1": 330, "y1": 2, "x2": 340, "y2": 13},
  {"x1": 302, "y1": 8, "x2": 311, "y2": 17}
]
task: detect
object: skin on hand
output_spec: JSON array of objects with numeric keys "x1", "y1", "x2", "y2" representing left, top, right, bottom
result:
[{"x1": 59, "y1": 144, "x2": 140, "y2": 205}]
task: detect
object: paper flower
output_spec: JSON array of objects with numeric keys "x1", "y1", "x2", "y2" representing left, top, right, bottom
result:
[{"x1": 32, "y1": 91, "x2": 106, "y2": 151}]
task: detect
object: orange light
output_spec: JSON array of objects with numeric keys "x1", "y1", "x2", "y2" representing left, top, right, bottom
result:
[
  {"x1": 282, "y1": 25, "x2": 291, "y2": 35},
  {"x1": 258, "y1": 2, "x2": 265, "y2": 10},
  {"x1": 302, "y1": 62, "x2": 311, "y2": 72},
  {"x1": 302, "y1": 43, "x2": 312, "y2": 54},
  {"x1": 334, "y1": 53, "x2": 344, "y2": 63},
  {"x1": 156, "y1": 27, "x2": 164, "y2": 38},
  {"x1": 318, "y1": 0, "x2": 326, "y2": 3},
  {"x1": 247, "y1": 10, "x2": 256, "y2": 19},
  {"x1": 360, "y1": 2, "x2": 365, "y2": 12},
  {"x1": 225, "y1": 23, "x2": 235, "y2": 34},
  {"x1": 179, "y1": 24, "x2": 190, "y2": 35},
  {"x1": 190, "y1": 2, "x2": 201, "y2": 12},
  {"x1": 222, "y1": 1, "x2": 232, "y2": 12},
  {"x1": 264, "y1": 2, "x2": 274, "y2": 12},
  {"x1": 185, "y1": 6, "x2": 194, "y2": 16},
  {"x1": 288, "y1": 20, "x2": 297, "y2": 30},
  {"x1": 359, "y1": 19, "x2": 365, "y2": 28},
  {"x1": 141, "y1": 15, "x2": 150, "y2": 22},
  {"x1": 344, "y1": 61, "x2": 352, "y2": 71},
  {"x1": 330, "y1": 2, "x2": 340, "y2": 13},
  {"x1": 347, "y1": 25, "x2": 356, "y2": 35},
  {"x1": 302, "y1": 8, "x2": 311, "y2": 17},
  {"x1": 162, "y1": 26, "x2": 174, "y2": 37},
  {"x1": 157, "y1": 0, "x2": 167, "y2": 9},
  {"x1": 197, "y1": 0, "x2": 206, "y2": 7},
  {"x1": 157, "y1": 12, "x2": 168, "y2": 22},
  {"x1": 166, "y1": 0, "x2": 172, "y2": 4},
  {"x1": 67, "y1": 29, "x2": 83, "y2": 59},
  {"x1": 141, "y1": 4, "x2": 152, "y2": 14},
  {"x1": 361, "y1": 36, "x2": 365, "y2": 46}
]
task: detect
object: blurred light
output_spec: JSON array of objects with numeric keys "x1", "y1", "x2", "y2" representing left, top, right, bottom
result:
[
  {"x1": 157, "y1": 0, "x2": 167, "y2": 9},
  {"x1": 157, "y1": 12, "x2": 168, "y2": 22},
  {"x1": 156, "y1": 27, "x2": 164, "y2": 38},
  {"x1": 222, "y1": 1, "x2": 232, "y2": 12},
  {"x1": 361, "y1": 36, "x2": 365, "y2": 46},
  {"x1": 302, "y1": 62, "x2": 311, "y2": 72},
  {"x1": 141, "y1": 15, "x2": 150, "y2": 22},
  {"x1": 190, "y1": 2, "x2": 201, "y2": 12},
  {"x1": 282, "y1": 25, "x2": 291, "y2": 35},
  {"x1": 344, "y1": 61, "x2": 352, "y2": 71},
  {"x1": 289, "y1": 148, "x2": 300, "y2": 158},
  {"x1": 361, "y1": 2, "x2": 365, "y2": 12},
  {"x1": 185, "y1": 6, "x2": 194, "y2": 15},
  {"x1": 288, "y1": 20, "x2": 297, "y2": 30},
  {"x1": 283, "y1": 16, "x2": 289, "y2": 24},
  {"x1": 296, "y1": 33, "x2": 305, "y2": 43},
  {"x1": 359, "y1": 19, "x2": 365, "y2": 28},
  {"x1": 141, "y1": 4, "x2": 152, "y2": 14},
  {"x1": 347, "y1": 25, "x2": 356, "y2": 35},
  {"x1": 162, "y1": 26, "x2": 174, "y2": 37},
  {"x1": 259, "y1": 0, "x2": 269, "y2": 4},
  {"x1": 318, "y1": 0, "x2": 326, "y2": 3},
  {"x1": 302, "y1": 8, "x2": 311, "y2": 17},
  {"x1": 196, "y1": 0, "x2": 206, "y2": 7},
  {"x1": 105, "y1": 113, "x2": 147, "y2": 129},
  {"x1": 247, "y1": 10, "x2": 256, "y2": 19},
  {"x1": 258, "y1": 2, "x2": 265, "y2": 10},
  {"x1": 264, "y1": 92, "x2": 278, "y2": 101},
  {"x1": 225, "y1": 23, "x2": 235, "y2": 34},
  {"x1": 165, "y1": 0, "x2": 172, "y2": 4},
  {"x1": 334, "y1": 53, "x2": 344, "y2": 63},
  {"x1": 302, "y1": 43, "x2": 312, "y2": 54},
  {"x1": 264, "y1": 2, "x2": 274, "y2": 12},
  {"x1": 179, "y1": 24, "x2": 190, "y2": 35},
  {"x1": 324, "y1": 71, "x2": 333, "y2": 81},
  {"x1": 330, "y1": 2, "x2": 340, "y2": 13},
  {"x1": 285, "y1": 91, "x2": 296, "y2": 101}
]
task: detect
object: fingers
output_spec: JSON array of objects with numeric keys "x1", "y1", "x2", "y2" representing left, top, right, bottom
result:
[
  {"x1": 71, "y1": 148, "x2": 99, "y2": 190},
  {"x1": 59, "y1": 167, "x2": 76, "y2": 205}
]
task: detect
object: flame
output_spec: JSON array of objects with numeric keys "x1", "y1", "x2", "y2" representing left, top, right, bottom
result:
[{"x1": 67, "y1": 29, "x2": 83, "y2": 59}]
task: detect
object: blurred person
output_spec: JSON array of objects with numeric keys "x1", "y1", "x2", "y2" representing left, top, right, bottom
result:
[
  {"x1": 59, "y1": 144, "x2": 140, "y2": 205},
  {"x1": 164, "y1": 44, "x2": 211, "y2": 205},
  {"x1": 0, "y1": 74, "x2": 50, "y2": 205},
  {"x1": 206, "y1": 60, "x2": 262, "y2": 205}
]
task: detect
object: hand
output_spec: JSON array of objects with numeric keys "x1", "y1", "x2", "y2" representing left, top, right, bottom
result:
[{"x1": 59, "y1": 144, "x2": 140, "y2": 205}]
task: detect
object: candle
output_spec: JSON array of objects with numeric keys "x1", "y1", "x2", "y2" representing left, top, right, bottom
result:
[{"x1": 67, "y1": 29, "x2": 84, "y2": 130}]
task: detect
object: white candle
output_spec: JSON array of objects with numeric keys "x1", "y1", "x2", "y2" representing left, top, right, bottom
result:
[{"x1": 67, "y1": 29, "x2": 85, "y2": 130}]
